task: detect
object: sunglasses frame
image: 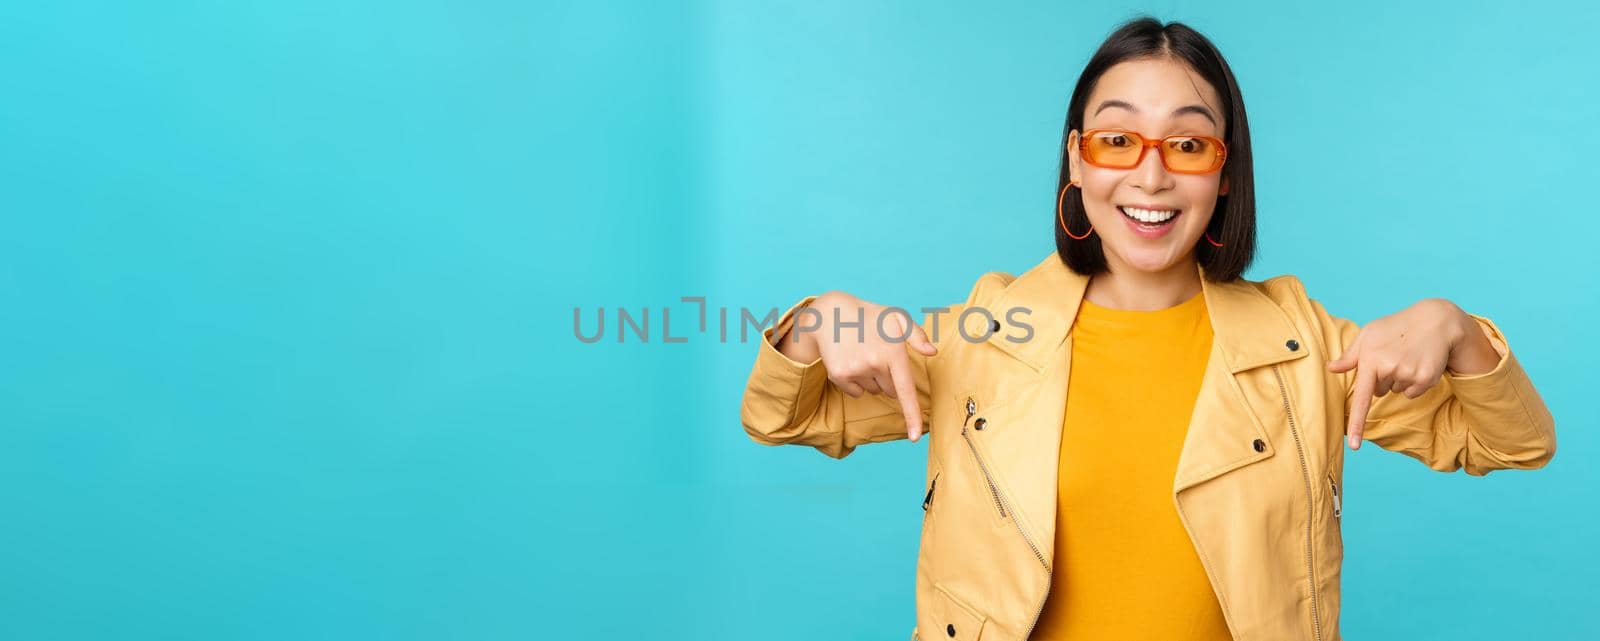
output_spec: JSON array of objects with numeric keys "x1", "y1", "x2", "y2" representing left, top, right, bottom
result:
[{"x1": 1078, "y1": 128, "x2": 1228, "y2": 175}]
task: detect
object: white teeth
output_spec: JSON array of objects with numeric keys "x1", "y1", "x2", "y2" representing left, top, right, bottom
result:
[{"x1": 1119, "y1": 206, "x2": 1178, "y2": 223}]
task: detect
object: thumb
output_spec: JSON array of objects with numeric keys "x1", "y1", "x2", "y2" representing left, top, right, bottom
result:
[
  {"x1": 908, "y1": 324, "x2": 938, "y2": 357},
  {"x1": 1327, "y1": 335, "x2": 1362, "y2": 373}
]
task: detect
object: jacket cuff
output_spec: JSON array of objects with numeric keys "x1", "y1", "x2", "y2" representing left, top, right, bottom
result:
[
  {"x1": 746, "y1": 295, "x2": 830, "y2": 430},
  {"x1": 761, "y1": 295, "x2": 823, "y2": 369},
  {"x1": 1445, "y1": 313, "x2": 1509, "y2": 382},
  {"x1": 1442, "y1": 313, "x2": 1556, "y2": 453}
]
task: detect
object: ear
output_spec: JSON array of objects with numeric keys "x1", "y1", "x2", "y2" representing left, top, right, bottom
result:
[
  {"x1": 1066, "y1": 129, "x2": 1081, "y2": 182},
  {"x1": 1219, "y1": 173, "x2": 1230, "y2": 196}
]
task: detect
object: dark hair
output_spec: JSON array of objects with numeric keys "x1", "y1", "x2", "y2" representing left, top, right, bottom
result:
[{"x1": 1055, "y1": 17, "x2": 1255, "y2": 282}]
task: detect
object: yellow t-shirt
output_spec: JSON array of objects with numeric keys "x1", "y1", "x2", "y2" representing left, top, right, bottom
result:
[{"x1": 1030, "y1": 289, "x2": 1231, "y2": 640}]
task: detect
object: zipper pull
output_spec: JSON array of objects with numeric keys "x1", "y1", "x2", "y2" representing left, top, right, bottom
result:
[
  {"x1": 1329, "y1": 477, "x2": 1342, "y2": 518},
  {"x1": 922, "y1": 476, "x2": 938, "y2": 511},
  {"x1": 964, "y1": 397, "x2": 976, "y2": 426}
]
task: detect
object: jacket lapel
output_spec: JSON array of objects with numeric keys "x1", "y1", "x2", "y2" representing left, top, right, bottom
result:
[{"x1": 1175, "y1": 264, "x2": 1310, "y2": 492}]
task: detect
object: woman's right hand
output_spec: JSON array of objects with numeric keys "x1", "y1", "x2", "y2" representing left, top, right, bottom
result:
[{"x1": 775, "y1": 291, "x2": 939, "y2": 441}]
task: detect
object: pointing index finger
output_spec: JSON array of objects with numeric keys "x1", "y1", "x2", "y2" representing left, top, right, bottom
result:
[
  {"x1": 887, "y1": 351, "x2": 923, "y2": 442},
  {"x1": 1348, "y1": 365, "x2": 1374, "y2": 450}
]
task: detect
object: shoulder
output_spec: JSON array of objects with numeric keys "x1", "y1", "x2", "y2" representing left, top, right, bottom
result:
[
  {"x1": 915, "y1": 270, "x2": 1016, "y2": 339},
  {"x1": 964, "y1": 270, "x2": 1017, "y2": 306},
  {"x1": 1239, "y1": 271, "x2": 1327, "y2": 323},
  {"x1": 1223, "y1": 271, "x2": 1329, "y2": 327},
  {"x1": 922, "y1": 269, "x2": 1014, "y2": 328},
  {"x1": 1244, "y1": 272, "x2": 1354, "y2": 349},
  {"x1": 914, "y1": 269, "x2": 1020, "y2": 349},
  {"x1": 1255, "y1": 272, "x2": 1313, "y2": 306}
]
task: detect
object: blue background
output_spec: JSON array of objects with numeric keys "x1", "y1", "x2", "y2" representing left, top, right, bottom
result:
[{"x1": 2, "y1": 1, "x2": 1595, "y2": 639}]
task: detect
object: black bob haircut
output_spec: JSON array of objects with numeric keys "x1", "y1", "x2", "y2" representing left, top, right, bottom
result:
[{"x1": 1055, "y1": 17, "x2": 1255, "y2": 282}]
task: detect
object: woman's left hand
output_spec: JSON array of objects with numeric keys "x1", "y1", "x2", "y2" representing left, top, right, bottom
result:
[{"x1": 1325, "y1": 298, "x2": 1503, "y2": 451}]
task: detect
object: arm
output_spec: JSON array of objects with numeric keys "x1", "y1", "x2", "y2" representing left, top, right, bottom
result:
[
  {"x1": 1311, "y1": 298, "x2": 1557, "y2": 475},
  {"x1": 739, "y1": 295, "x2": 950, "y2": 460}
]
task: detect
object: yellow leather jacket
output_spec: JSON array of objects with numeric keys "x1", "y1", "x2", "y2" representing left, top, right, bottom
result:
[{"x1": 739, "y1": 253, "x2": 1556, "y2": 641}]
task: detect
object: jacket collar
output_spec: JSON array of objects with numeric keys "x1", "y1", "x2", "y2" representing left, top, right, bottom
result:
[{"x1": 979, "y1": 253, "x2": 1307, "y2": 373}]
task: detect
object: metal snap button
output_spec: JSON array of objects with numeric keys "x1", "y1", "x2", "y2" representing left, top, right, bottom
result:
[
  {"x1": 973, "y1": 418, "x2": 986, "y2": 431},
  {"x1": 1253, "y1": 439, "x2": 1266, "y2": 452},
  {"x1": 1285, "y1": 339, "x2": 1300, "y2": 351},
  {"x1": 947, "y1": 624, "x2": 956, "y2": 637}
]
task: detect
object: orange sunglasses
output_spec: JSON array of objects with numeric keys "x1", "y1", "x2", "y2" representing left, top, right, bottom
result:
[{"x1": 1078, "y1": 129, "x2": 1228, "y2": 174}]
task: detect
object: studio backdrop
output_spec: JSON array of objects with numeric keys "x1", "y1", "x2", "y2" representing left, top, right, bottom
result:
[{"x1": 1, "y1": 1, "x2": 1595, "y2": 640}]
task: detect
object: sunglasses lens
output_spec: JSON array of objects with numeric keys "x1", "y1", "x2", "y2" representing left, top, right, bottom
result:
[
  {"x1": 1163, "y1": 136, "x2": 1222, "y2": 172},
  {"x1": 1084, "y1": 131, "x2": 1144, "y2": 168}
]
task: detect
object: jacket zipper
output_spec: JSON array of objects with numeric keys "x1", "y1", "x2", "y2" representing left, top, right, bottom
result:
[
  {"x1": 923, "y1": 474, "x2": 939, "y2": 512},
  {"x1": 1272, "y1": 365, "x2": 1324, "y2": 641},
  {"x1": 1328, "y1": 474, "x2": 1341, "y2": 519},
  {"x1": 960, "y1": 398, "x2": 1007, "y2": 519},
  {"x1": 959, "y1": 396, "x2": 1052, "y2": 641}
]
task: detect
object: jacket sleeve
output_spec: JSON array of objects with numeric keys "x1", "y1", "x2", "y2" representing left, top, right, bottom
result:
[
  {"x1": 1310, "y1": 298, "x2": 1557, "y2": 475},
  {"x1": 738, "y1": 295, "x2": 950, "y2": 460}
]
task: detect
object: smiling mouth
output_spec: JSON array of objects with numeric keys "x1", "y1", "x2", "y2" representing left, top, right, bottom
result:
[{"x1": 1118, "y1": 205, "x2": 1181, "y2": 227}]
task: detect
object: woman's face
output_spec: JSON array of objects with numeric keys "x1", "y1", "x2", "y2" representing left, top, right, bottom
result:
[{"x1": 1068, "y1": 57, "x2": 1228, "y2": 275}]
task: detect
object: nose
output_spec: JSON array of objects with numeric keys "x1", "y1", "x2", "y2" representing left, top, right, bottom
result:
[{"x1": 1128, "y1": 142, "x2": 1175, "y2": 194}]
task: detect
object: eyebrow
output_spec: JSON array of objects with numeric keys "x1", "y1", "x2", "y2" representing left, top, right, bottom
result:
[{"x1": 1093, "y1": 99, "x2": 1218, "y2": 125}]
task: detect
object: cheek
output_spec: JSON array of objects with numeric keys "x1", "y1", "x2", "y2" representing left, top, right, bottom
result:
[
  {"x1": 1180, "y1": 179, "x2": 1225, "y2": 219},
  {"x1": 1078, "y1": 173, "x2": 1123, "y2": 221}
]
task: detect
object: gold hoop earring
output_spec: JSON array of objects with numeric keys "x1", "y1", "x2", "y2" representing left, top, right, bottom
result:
[{"x1": 1057, "y1": 181, "x2": 1093, "y2": 240}]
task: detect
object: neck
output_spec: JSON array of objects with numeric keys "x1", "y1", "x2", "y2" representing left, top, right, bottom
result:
[{"x1": 1084, "y1": 255, "x2": 1203, "y2": 311}]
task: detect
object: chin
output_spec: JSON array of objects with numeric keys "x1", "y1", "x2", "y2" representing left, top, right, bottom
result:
[{"x1": 1112, "y1": 243, "x2": 1194, "y2": 274}]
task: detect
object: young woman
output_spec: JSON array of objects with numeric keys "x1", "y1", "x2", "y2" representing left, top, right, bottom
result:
[{"x1": 738, "y1": 17, "x2": 1556, "y2": 641}]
